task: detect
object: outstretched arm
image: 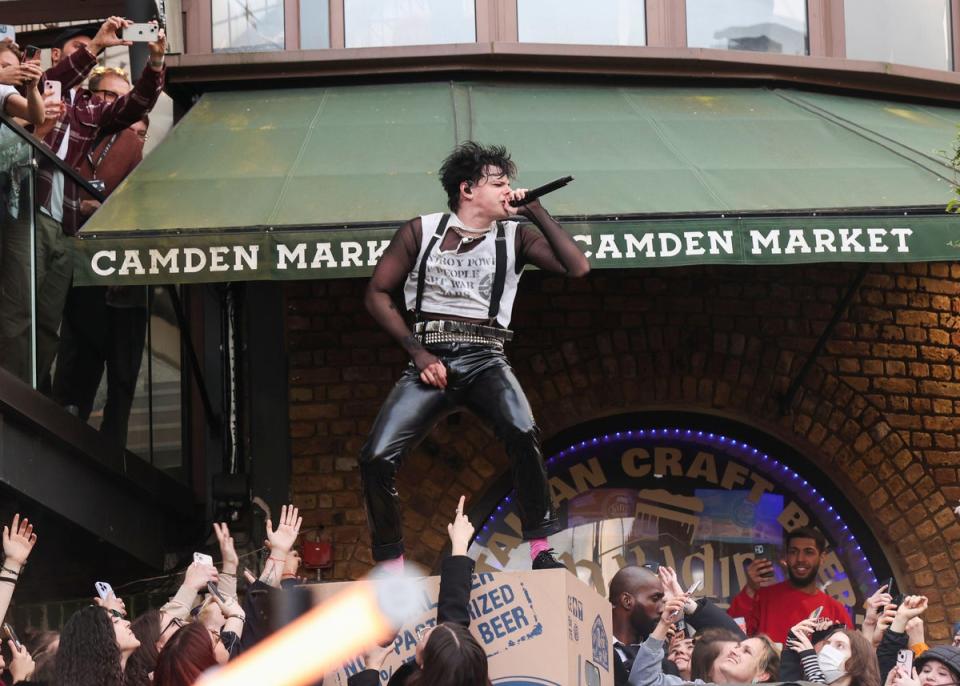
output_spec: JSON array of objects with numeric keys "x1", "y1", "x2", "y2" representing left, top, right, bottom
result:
[{"x1": 513, "y1": 196, "x2": 589, "y2": 277}]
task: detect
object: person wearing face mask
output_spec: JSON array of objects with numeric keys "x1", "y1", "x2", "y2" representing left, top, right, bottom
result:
[
  {"x1": 628, "y1": 594, "x2": 780, "y2": 686},
  {"x1": 783, "y1": 619, "x2": 880, "y2": 686}
]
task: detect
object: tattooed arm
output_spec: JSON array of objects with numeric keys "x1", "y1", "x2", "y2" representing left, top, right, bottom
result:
[{"x1": 259, "y1": 505, "x2": 302, "y2": 589}]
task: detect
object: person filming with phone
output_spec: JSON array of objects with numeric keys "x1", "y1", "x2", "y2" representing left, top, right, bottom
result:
[{"x1": 727, "y1": 527, "x2": 852, "y2": 642}]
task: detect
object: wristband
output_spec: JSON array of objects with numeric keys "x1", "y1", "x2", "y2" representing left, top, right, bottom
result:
[
  {"x1": 1, "y1": 565, "x2": 20, "y2": 576},
  {"x1": 219, "y1": 571, "x2": 236, "y2": 577},
  {"x1": 0, "y1": 577, "x2": 16, "y2": 584},
  {"x1": 268, "y1": 556, "x2": 286, "y2": 564}
]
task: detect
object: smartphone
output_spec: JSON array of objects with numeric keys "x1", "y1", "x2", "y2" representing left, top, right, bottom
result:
[
  {"x1": 23, "y1": 45, "x2": 39, "y2": 60},
  {"x1": 685, "y1": 579, "x2": 703, "y2": 595},
  {"x1": 809, "y1": 606, "x2": 824, "y2": 620},
  {"x1": 207, "y1": 580, "x2": 225, "y2": 602},
  {"x1": 584, "y1": 660, "x2": 601, "y2": 686},
  {"x1": 2, "y1": 623, "x2": 20, "y2": 649},
  {"x1": 753, "y1": 544, "x2": 775, "y2": 577},
  {"x1": 897, "y1": 649, "x2": 914, "y2": 674},
  {"x1": 123, "y1": 23, "x2": 159, "y2": 42},
  {"x1": 194, "y1": 552, "x2": 214, "y2": 566},
  {"x1": 45, "y1": 80, "x2": 61, "y2": 101},
  {"x1": 95, "y1": 581, "x2": 114, "y2": 599}
]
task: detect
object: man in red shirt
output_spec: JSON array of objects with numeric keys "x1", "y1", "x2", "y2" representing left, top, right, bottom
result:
[{"x1": 727, "y1": 527, "x2": 852, "y2": 642}]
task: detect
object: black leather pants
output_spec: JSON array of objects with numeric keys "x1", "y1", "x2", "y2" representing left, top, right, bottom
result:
[{"x1": 360, "y1": 343, "x2": 560, "y2": 561}]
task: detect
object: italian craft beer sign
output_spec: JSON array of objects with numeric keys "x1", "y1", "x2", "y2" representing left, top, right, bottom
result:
[{"x1": 469, "y1": 425, "x2": 884, "y2": 621}]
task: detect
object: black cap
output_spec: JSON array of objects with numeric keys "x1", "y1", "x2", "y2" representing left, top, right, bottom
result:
[
  {"x1": 915, "y1": 646, "x2": 960, "y2": 682},
  {"x1": 52, "y1": 25, "x2": 97, "y2": 50}
]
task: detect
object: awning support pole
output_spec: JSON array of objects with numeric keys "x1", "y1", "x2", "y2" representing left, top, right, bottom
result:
[
  {"x1": 779, "y1": 263, "x2": 870, "y2": 415},
  {"x1": 166, "y1": 285, "x2": 222, "y2": 435}
]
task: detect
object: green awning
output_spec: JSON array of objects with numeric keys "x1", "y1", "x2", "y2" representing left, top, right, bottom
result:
[{"x1": 75, "y1": 82, "x2": 960, "y2": 285}]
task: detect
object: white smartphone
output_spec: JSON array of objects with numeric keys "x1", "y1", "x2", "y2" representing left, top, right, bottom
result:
[
  {"x1": 45, "y1": 80, "x2": 61, "y2": 101},
  {"x1": 94, "y1": 581, "x2": 114, "y2": 599},
  {"x1": 124, "y1": 23, "x2": 159, "y2": 42},
  {"x1": 897, "y1": 649, "x2": 914, "y2": 674},
  {"x1": 685, "y1": 579, "x2": 703, "y2": 595},
  {"x1": 194, "y1": 552, "x2": 214, "y2": 566}
]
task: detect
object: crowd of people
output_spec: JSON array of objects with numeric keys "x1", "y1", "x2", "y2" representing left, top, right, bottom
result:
[
  {"x1": 0, "y1": 17, "x2": 162, "y2": 449},
  {"x1": 611, "y1": 526, "x2": 957, "y2": 686},
  {"x1": 0, "y1": 503, "x2": 957, "y2": 686}
]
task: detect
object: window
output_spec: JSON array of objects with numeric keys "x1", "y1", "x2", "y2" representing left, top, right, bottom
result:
[
  {"x1": 517, "y1": 0, "x2": 645, "y2": 46},
  {"x1": 844, "y1": 0, "x2": 952, "y2": 71},
  {"x1": 212, "y1": 0, "x2": 285, "y2": 53},
  {"x1": 301, "y1": 0, "x2": 331, "y2": 49},
  {"x1": 344, "y1": 0, "x2": 475, "y2": 48},
  {"x1": 686, "y1": 0, "x2": 808, "y2": 55}
]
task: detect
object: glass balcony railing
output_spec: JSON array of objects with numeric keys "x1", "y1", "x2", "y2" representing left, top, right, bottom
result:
[{"x1": 0, "y1": 111, "x2": 184, "y2": 475}]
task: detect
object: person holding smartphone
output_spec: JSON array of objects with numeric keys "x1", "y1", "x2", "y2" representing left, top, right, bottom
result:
[
  {"x1": 0, "y1": 42, "x2": 45, "y2": 126},
  {"x1": 727, "y1": 528, "x2": 852, "y2": 642},
  {"x1": 0, "y1": 17, "x2": 166, "y2": 388}
]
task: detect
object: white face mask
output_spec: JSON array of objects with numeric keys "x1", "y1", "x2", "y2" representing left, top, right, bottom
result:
[{"x1": 818, "y1": 644, "x2": 848, "y2": 684}]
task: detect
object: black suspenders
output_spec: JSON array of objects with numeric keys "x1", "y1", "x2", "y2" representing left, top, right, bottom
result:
[
  {"x1": 414, "y1": 213, "x2": 449, "y2": 322},
  {"x1": 412, "y1": 214, "x2": 509, "y2": 326},
  {"x1": 487, "y1": 221, "x2": 507, "y2": 324}
]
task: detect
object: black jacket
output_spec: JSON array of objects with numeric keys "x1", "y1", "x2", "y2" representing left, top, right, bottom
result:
[{"x1": 348, "y1": 556, "x2": 476, "y2": 686}]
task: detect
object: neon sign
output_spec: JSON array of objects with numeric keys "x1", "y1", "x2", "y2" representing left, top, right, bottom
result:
[{"x1": 468, "y1": 426, "x2": 881, "y2": 617}]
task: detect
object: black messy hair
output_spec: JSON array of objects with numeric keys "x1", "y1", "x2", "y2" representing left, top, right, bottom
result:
[{"x1": 439, "y1": 141, "x2": 517, "y2": 212}]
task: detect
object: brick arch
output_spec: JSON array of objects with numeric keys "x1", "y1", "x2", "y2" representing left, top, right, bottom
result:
[{"x1": 391, "y1": 330, "x2": 955, "y2": 638}]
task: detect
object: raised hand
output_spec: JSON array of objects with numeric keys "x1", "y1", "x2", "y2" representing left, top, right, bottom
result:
[
  {"x1": 447, "y1": 496, "x2": 474, "y2": 556},
  {"x1": 266, "y1": 504, "x2": 302, "y2": 556},
  {"x1": 745, "y1": 558, "x2": 776, "y2": 593},
  {"x1": 183, "y1": 561, "x2": 219, "y2": 592},
  {"x1": 653, "y1": 595, "x2": 688, "y2": 639},
  {"x1": 213, "y1": 523, "x2": 239, "y2": 574},
  {"x1": 210, "y1": 590, "x2": 245, "y2": 621},
  {"x1": 94, "y1": 593, "x2": 127, "y2": 617},
  {"x1": 3, "y1": 514, "x2": 37, "y2": 569},
  {"x1": 148, "y1": 25, "x2": 167, "y2": 67},
  {"x1": 863, "y1": 584, "x2": 893, "y2": 624},
  {"x1": 787, "y1": 618, "x2": 816, "y2": 652},
  {"x1": 88, "y1": 16, "x2": 133, "y2": 55},
  {"x1": 7, "y1": 640, "x2": 34, "y2": 683}
]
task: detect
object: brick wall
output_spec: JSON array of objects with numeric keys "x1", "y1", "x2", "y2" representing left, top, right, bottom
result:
[{"x1": 285, "y1": 262, "x2": 960, "y2": 639}]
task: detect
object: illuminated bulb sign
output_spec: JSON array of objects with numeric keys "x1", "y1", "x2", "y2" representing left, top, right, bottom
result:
[{"x1": 468, "y1": 427, "x2": 882, "y2": 617}]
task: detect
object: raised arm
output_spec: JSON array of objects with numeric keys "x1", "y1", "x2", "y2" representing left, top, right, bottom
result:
[
  {"x1": 213, "y1": 522, "x2": 239, "y2": 600},
  {"x1": 437, "y1": 496, "x2": 475, "y2": 627},
  {"x1": 259, "y1": 504, "x2": 302, "y2": 588},
  {"x1": 364, "y1": 218, "x2": 447, "y2": 389},
  {"x1": 95, "y1": 26, "x2": 166, "y2": 135},
  {"x1": 43, "y1": 17, "x2": 133, "y2": 91},
  {"x1": 513, "y1": 197, "x2": 590, "y2": 277},
  {"x1": 2, "y1": 63, "x2": 44, "y2": 125},
  {"x1": 0, "y1": 514, "x2": 36, "y2": 623}
]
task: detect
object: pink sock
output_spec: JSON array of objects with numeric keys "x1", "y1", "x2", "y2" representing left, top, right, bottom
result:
[
  {"x1": 381, "y1": 555, "x2": 405, "y2": 574},
  {"x1": 529, "y1": 538, "x2": 551, "y2": 560}
]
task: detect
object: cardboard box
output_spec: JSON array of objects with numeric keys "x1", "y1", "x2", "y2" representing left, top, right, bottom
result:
[{"x1": 311, "y1": 568, "x2": 613, "y2": 686}]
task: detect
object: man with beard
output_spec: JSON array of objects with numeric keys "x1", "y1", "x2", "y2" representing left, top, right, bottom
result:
[
  {"x1": 611, "y1": 565, "x2": 744, "y2": 685},
  {"x1": 728, "y1": 527, "x2": 852, "y2": 642}
]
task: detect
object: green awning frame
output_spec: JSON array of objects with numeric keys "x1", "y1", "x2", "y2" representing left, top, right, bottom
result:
[{"x1": 75, "y1": 82, "x2": 960, "y2": 285}]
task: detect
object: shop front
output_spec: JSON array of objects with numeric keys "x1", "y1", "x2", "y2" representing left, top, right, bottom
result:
[{"x1": 77, "y1": 79, "x2": 960, "y2": 639}]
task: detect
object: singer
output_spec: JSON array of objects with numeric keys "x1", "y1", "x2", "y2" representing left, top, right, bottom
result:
[{"x1": 360, "y1": 141, "x2": 590, "y2": 571}]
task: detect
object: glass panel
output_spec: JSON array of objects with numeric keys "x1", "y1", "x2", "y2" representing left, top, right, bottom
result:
[
  {"x1": 0, "y1": 121, "x2": 37, "y2": 387},
  {"x1": 148, "y1": 286, "x2": 184, "y2": 473},
  {"x1": 344, "y1": 0, "x2": 475, "y2": 48},
  {"x1": 686, "y1": 0, "x2": 808, "y2": 55},
  {"x1": 212, "y1": 0, "x2": 285, "y2": 53},
  {"x1": 518, "y1": 0, "x2": 645, "y2": 46},
  {"x1": 301, "y1": 0, "x2": 331, "y2": 49},
  {"x1": 844, "y1": 0, "x2": 952, "y2": 71}
]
